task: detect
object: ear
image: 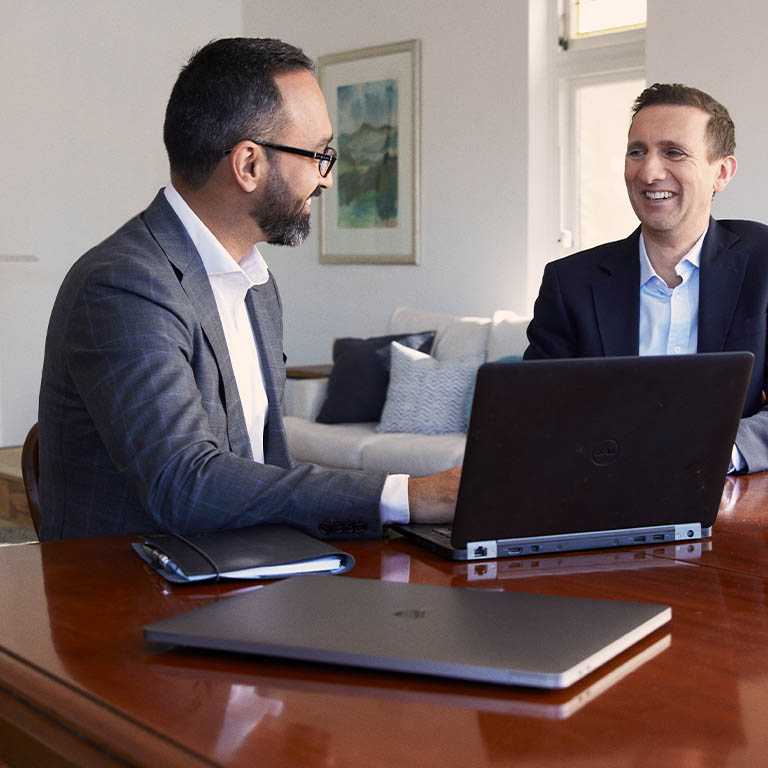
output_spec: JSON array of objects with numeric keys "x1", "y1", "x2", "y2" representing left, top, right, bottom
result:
[
  {"x1": 713, "y1": 155, "x2": 737, "y2": 194},
  {"x1": 226, "y1": 141, "x2": 267, "y2": 193}
]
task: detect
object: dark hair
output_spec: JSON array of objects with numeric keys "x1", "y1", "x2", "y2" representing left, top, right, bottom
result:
[
  {"x1": 163, "y1": 37, "x2": 314, "y2": 188},
  {"x1": 631, "y1": 83, "x2": 735, "y2": 161}
]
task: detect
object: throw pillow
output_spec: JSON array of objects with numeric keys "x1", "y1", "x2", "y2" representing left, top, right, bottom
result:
[
  {"x1": 316, "y1": 331, "x2": 436, "y2": 424},
  {"x1": 376, "y1": 342, "x2": 485, "y2": 435}
]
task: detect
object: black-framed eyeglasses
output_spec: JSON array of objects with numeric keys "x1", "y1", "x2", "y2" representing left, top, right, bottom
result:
[{"x1": 224, "y1": 141, "x2": 338, "y2": 177}]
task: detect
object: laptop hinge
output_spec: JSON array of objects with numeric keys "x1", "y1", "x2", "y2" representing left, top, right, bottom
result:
[{"x1": 466, "y1": 540, "x2": 498, "y2": 560}]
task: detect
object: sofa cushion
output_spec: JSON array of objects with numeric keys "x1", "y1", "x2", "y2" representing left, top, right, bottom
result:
[
  {"x1": 316, "y1": 331, "x2": 436, "y2": 424},
  {"x1": 377, "y1": 342, "x2": 484, "y2": 435},
  {"x1": 362, "y1": 432, "x2": 466, "y2": 476},
  {"x1": 487, "y1": 310, "x2": 530, "y2": 361},
  {"x1": 282, "y1": 377, "x2": 329, "y2": 421},
  {"x1": 284, "y1": 416, "x2": 465, "y2": 475},
  {"x1": 386, "y1": 306, "x2": 490, "y2": 361},
  {"x1": 283, "y1": 417, "x2": 379, "y2": 469}
]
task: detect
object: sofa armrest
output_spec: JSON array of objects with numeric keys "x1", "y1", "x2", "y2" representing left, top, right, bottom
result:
[{"x1": 283, "y1": 377, "x2": 329, "y2": 421}]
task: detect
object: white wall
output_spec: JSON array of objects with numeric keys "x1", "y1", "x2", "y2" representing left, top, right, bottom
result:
[
  {"x1": 646, "y1": 0, "x2": 768, "y2": 226},
  {"x1": 4, "y1": 0, "x2": 767, "y2": 445},
  {"x1": 243, "y1": 0, "x2": 531, "y2": 366},
  {"x1": 0, "y1": 0, "x2": 242, "y2": 445}
]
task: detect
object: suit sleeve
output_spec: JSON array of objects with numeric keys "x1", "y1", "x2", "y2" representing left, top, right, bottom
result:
[
  {"x1": 60, "y1": 259, "x2": 386, "y2": 539},
  {"x1": 734, "y1": 319, "x2": 768, "y2": 473},
  {"x1": 735, "y1": 409, "x2": 768, "y2": 473},
  {"x1": 523, "y1": 261, "x2": 579, "y2": 360}
]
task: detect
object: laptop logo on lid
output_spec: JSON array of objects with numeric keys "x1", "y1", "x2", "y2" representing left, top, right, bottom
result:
[
  {"x1": 592, "y1": 440, "x2": 619, "y2": 466},
  {"x1": 394, "y1": 609, "x2": 427, "y2": 619}
]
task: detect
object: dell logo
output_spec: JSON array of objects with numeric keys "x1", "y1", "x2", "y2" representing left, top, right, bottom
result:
[
  {"x1": 592, "y1": 439, "x2": 620, "y2": 466},
  {"x1": 394, "y1": 609, "x2": 427, "y2": 619}
]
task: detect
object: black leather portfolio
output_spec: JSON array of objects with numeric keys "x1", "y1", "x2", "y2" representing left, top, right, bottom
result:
[{"x1": 132, "y1": 525, "x2": 355, "y2": 584}]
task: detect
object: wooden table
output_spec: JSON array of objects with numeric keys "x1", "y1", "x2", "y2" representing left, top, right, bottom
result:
[{"x1": 2, "y1": 473, "x2": 768, "y2": 767}]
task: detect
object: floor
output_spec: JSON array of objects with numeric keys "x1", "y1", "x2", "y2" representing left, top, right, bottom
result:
[{"x1": 0, "y1": 446, "x2": 37, "y2": 543}]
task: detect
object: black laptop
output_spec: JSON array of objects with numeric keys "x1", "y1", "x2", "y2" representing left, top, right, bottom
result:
[{"x1": 392, "y1": 352, "x2": 753, "y2": 560}]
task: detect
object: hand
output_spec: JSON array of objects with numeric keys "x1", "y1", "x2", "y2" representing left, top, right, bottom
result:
[{"x1": 408, "y1": 466, "x2": 461, "y2": 524}]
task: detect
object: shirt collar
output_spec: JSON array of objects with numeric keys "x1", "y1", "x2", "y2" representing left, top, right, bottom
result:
[
  {"x1": 638, "y1": 224, "x2": 707, "y2": 286},
  {"x1": 163, "y1": 182, "x2": 270, "y2": 285}
]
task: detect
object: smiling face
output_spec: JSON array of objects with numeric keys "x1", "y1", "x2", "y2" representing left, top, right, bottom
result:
[
  {"x1": 624, "y1": 104, "x2": 736, "y2": 250},
  {"x1": 249, "y1": 69, "x2": 334, "y2": 246}
]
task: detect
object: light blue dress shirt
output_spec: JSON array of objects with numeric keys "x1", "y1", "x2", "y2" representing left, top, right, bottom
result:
[
  {"x1": 638, "y1": 236, "x2": 700, "y2": 357},
  {"x1": 637, "y1": 230, "x2": 744, "y2": 472}
]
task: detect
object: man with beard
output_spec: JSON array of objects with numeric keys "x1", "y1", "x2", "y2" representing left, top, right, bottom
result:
[{"x1": 37, "y1": 38, "x2": 460, "y2": 540}]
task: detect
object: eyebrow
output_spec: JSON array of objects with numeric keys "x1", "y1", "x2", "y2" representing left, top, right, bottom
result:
[
  {"x1": 627, "y1": 139, "x2": 691, "y2": 152},
  {"x1": 657, "y1": 139, "x2": 690, "y2": 150}
]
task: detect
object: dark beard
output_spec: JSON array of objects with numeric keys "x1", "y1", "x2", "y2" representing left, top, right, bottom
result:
[{"x1": 250, "y1": 165, "x2": 315, "y2": 247}]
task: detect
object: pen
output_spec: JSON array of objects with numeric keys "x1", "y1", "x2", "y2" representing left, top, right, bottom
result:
[{"x1": 141, "y1": 544, "x2": 186, "y2": 578}]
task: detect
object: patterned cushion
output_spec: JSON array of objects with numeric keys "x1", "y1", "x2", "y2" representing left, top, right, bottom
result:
[
  {"x1": 376, "y1": 342, "x2": 484, "y2": 435},
  {"x1": 316, "y1": 331, "x2": 436, "y2": 424}
]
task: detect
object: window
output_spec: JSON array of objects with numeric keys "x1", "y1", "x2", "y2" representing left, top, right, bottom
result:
[
  {"x1": 568, "y1": 0, "x2": 646, "y2": 42},
  {"x1": 561, "y1": 73, "x2": 645, "y2": 251},
  {"x1": 526, "y1": 1, "x2": 646, "y2": 307}
]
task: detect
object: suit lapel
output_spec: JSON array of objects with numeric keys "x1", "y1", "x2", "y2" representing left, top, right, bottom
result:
[
  {"x1": 142, "y1": 191, "x2": 253, "y2": 459},
  {"x1": 592, "y1": 231, "x2": 641, "y2": 355},
  {"x1": 245, "y1": 281, "x2": 289, "y2": 465},
  {"x1": 245, "y1": 283, "x2": 282, "y2": 400},
  {"x1": 698, "y1": 218, "x2": 748, "y2": 352}
]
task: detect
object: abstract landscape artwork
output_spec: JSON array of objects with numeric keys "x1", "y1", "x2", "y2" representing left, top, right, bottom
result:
[
  {"x1": 319, "y1": 40, "x2": 419, "y2": 264},
  {"x1": 337, "y1": 79, "x2": 398, "y2": 229}
]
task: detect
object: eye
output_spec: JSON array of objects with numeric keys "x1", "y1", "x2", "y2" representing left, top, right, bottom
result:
[
  {"x1": 626, "y1": 148, "x2": 645, "y2": 160},
  {"x1": 665, "y1": 148, "x2": 685, "y2": 159}
]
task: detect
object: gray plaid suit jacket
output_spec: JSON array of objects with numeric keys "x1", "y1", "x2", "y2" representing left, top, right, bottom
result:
[{"x1": 38, "y1": 191, "x2": 386, "y2": 540}]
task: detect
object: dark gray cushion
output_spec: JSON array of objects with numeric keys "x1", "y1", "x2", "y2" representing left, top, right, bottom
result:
[{"x1": 316, "y1": 331, "x2": 436, "y2": 424}]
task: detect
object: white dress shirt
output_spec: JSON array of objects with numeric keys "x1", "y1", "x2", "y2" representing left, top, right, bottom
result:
[
  {"x1": 637, "y1": 229, "x2": 745, "y2": 472},
  {"x1": 163, "y1": 184, "x2": 410, "y2": 520}
]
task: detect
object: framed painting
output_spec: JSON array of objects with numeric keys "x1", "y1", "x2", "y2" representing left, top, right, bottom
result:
[{"x1": 318, "y1": 40, "x2": 420, "y2": 264}]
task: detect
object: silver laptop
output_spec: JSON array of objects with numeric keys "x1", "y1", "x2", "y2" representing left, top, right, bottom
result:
[
  {"x1": 393, "y1": 352, "x2": 753, "y2": 560},
  {"x1": 143, "y1": 574, "x2": 671, "y2": 689},
  {"x1": 148, "y1": 632, "x2": 671, "y2": 719}
]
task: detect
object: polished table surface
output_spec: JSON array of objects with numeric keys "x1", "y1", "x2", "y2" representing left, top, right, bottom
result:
[{"x1": 2, "y1": 474, "x2": 768, "y2": 767}]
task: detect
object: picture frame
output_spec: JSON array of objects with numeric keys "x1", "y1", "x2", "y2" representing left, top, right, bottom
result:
[{"x1": 318, "y1": 40, "x2": 420, "y2": 264}]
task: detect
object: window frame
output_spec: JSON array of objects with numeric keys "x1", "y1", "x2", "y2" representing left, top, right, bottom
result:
[{"x1": 526, "y1": 0, "x2": 645, "y2": 309}]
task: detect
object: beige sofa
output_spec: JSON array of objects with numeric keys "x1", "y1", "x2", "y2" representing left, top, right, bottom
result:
[{"x1": 283, "y1": 306, "x2": 531, "y2": 476}]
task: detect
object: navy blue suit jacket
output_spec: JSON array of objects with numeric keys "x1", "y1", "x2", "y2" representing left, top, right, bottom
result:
[
  {"x1": 38, "y1": 191, "x2": 386, "y2": 540},
  {"x1": 525, "y1": 218, "x2": 768, "y2": 473}
]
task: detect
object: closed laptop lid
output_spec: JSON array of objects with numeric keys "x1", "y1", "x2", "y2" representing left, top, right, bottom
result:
[
  {"x1": 143, "y1": 574, "x2": 671, "y2": 689},
  {"x1": 452, "y1": 352, "x2": 753, "y2": 547}
]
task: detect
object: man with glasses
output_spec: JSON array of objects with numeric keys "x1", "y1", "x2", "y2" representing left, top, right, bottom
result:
[
  {"x1": 37, "y1": 37, "x2": 459, "y2": 540},
  {"x1": 525, "y1": 82, "x2": 768, "y2": 474}
]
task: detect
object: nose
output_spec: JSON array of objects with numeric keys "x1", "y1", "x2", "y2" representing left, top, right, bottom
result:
[
  {"x1": 320, "y1": 167, "x2": 333, "y2": 189},
  {"x1": 636, "y1": 151, "x2": 667, "y2": 184}
]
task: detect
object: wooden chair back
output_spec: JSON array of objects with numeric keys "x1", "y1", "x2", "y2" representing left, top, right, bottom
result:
[{"x1": 21, "y1": 423, "x2": 41, "y2": 535}]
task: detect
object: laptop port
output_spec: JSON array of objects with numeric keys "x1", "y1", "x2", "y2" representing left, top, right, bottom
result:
[{"x1": 633, "y1": 535, "x2": 646, "y2": 542}]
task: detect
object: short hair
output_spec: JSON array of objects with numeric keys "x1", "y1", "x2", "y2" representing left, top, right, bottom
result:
[
  {"x1": 163, "y1": 37, "x2": 314, "y2": 188},
  {"x1": 631, "y1": 83, "x2": 735, "y2": 161}
]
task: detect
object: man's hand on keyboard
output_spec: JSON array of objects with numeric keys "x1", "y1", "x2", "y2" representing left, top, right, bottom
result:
[{"x1": 408, "y1": 466, "x2": 461, "y2": 524}]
